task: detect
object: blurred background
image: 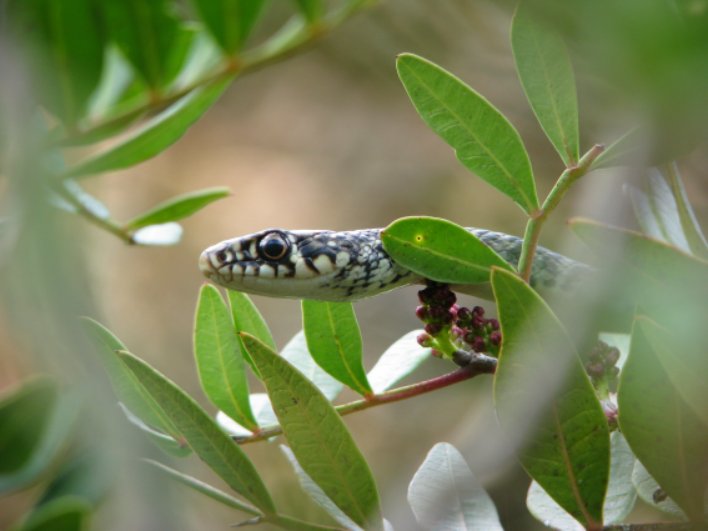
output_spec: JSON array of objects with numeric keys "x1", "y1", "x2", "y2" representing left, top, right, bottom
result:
[{"x1": 1, "y1": 0, "x2": 707, "y2": 529}]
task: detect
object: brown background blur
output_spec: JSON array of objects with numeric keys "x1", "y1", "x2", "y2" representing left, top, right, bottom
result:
[{"x1": 2, "y1": 1, "x2": 707, "y2": 529}]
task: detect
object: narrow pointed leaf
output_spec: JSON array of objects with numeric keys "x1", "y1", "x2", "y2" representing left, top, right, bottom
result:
[
  {"x1": 396, "y1": 53, "x2": 539, "y2": 213},
  {"x1": 618, "y1": 318, "x2": 708, "y2": 521},
  {"x1": 117, "y1": 350, "x2": 275, "y2": 513},
  {"x1": 302, "y1": 301, "x2": 371, "y2": 396},
  {"x1": 663, "y1": 162, "x2": 708, "y2": 259},
  {"x1": 367, "y1": 330, "x2": 432, "y2": 394},
  {"x1": 280, "y1": 445, "x2": 363, "y2": 531},
  {"x1": 119, "y1": 404, "x2": 191, "y2": 457},
  {"x1": 492, "y1": 268, "x2": 609, "y2": 528},
  {"x1": 125, "y1": 187, "x2": 230, "y2": 230},
  {"x1": 146, "y1": 459, "x2": 260, "y2": 515},
  {"x1": 281, "y1": 331, "x2": 343, "y2": 401},
  {"x1": 407, "y1": 443, "x2": 503, "y2": 531},
  {"x1": 240, "y1": 334, "x2": 382, "y2": 529},
  {"x1": 18, "y1": 497, "x2": 91, "y2": 531},
  {"x1": 382, "y1": 216, "x2": 514, "y2": 285},
  {"x1": 81, "y1": 317, "x2": 179, "y2": 438},
  {"x1": 191, "y1": 0, "x2": 265, "y2": 53},
  {"x1": 228, "y1": 290, "x2": 276, "y2": 373},
  {"x1": 65, "y1": 77, "x2": 232, "y2": 178},
  {"x1": 194, "y1": 285, "x2": 256, "y2": 430},
  {"x1": 511, "y1": 4, "x2": 579, "y2": 166},
  {"x1": 294, "y1": 0, "x2": 324, "y2": 23},
  {"x1": 527, "y1": 432, "x2": 636, "y2": 529}
]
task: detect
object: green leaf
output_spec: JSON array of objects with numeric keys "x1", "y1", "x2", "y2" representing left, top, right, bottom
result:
[
  {"x1": 382, "y1": 216, "x2": 514, "y2": 285},
  {"x1": 637, "y1": 319, "x2": 708, "y2": 426},
  {"x1": 191, "y1": 0, "x2": 265, "y2": 54},
  {"x1": 280, "y1": 445, "x2": 362, "y2": 531},
  {"x1": 527, "y1": 432, "x2": 636, "y2": 529},
  {"x1": 662, "y1": 162, "x2": 708, "y2": 260},
  {"x1": 65, "y1": 77, "x2": 233, "y2": 178},
  {"x1": 240, "y1": 334, "x2": 381, "y2": 529},
  {"x1": 37, "y1": 450, "x2": 113, "y2": 508},
  {"x1": 125, "y1": 187, "x2": 230, "y2": 229},
  {"x1": 511, "y1": 3, "x2": 579, "y2": 166},
  {"x1": 407, "y1": 443, "x2": 503, "y2": 531},
  {"x1": 146, "y1": 459, "x2": 260, "y2": 515},
  {"x1": 119, "y1": 404, "x2": 192, "y2": 457},
  {"x1": 631, "y1": 461, "x2": 693, "y2": 518},
  {"x1": 491, "y1": 268, "x2": 609, "y2": 528},
  {"x1": 293, "y1": 0, "x2": 324, "y2": 23},
  {"x1": 194, "y1": 285, "x2": 256, "y2": 430},
  {"x1": 618, "y1": 318, "x2": 708, "y2": 521},
  {"x1": 81, "y1": 317, "x2": 179, "y2": 438},
  {"x1": 367, "y1": 331, "x2": 431, "y2": 394},
  {"x1": 7, "y1": 0, "x2": 104, "y2": 126},
  {"x1": 569, "y1": 218, "x2": 708, "y2": 332},
  {"x1": 228, "y1": 290, "x2": 276, "y2": 373},
  {"x1": 117, "y1": 350, "x2": 275, "y2": 513},
  {"x1": 0, "y1": 380, "x2": 59, "y2": 488},
  {"x1": 396, "y1": 53, "x2": 539, "y2": 213},
  {"x1": 17, "y1": 497, "x2": 91, "y2": 531},
  {"x1": 282, "y1": 331, "x2": 344, "y2": 401},
  {"x1": 101, "y1": 0, "x2": 182, "y2": 89},
  {"x1": 301, "y1": 301, "x2": 372, "y2": 396}
]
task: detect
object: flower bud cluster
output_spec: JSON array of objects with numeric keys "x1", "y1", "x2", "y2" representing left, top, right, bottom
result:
[
  {"x1": 584, "y1": 341, "x2": 620, "y2": 392},
  {"x1": 415, "y1": 282, "x2": 501, "y2": 359}
]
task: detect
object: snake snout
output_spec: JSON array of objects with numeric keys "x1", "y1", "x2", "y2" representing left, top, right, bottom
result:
[{"x1": 199, "y1": 248, "x2": 219, "y2": 278}]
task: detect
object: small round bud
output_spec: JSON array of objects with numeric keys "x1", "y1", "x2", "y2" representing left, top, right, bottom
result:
[
  {"x1": 472, "y1": 337, "x2": 486, "y2": 353},
  {"x1": 472, "y1": 316, "x2": 485, "y2": 330},
  {"x1": 605, "y1": 347, "x2": 620, "y2": 366},
  {"x1": 456, "y1": 306, "x2": 472, "y2": 324},
  {"x1": 417, "y1": 333, "x2": 434, "y2": 348},
  {"x1": 451, "y1": 325, "x2": 465, "y2": 337},
  {"x1": 488, "y1": 318, "x2": 500, "y2": 331},
  {"x1": 425, "y1": 322, "x2": 443, "y2": 336},
  {"x1": 431, "y1": 349, "x2": 443, "y2": 358},
  {"x1": 418, "y1": 287, "x2": 436, "y2": 304},
  {"x1": 489, "y1": 331, "x2": 502, "y2": 346},
  {"x1": 464, "y1": 332, "x2": 477, "y2": 345},
  {"x1": 415, "y1": 305, "x2": 429, "y2": 321},
  {"x1": 472, "y1": 306, "x2": 485, "y2": 317}
]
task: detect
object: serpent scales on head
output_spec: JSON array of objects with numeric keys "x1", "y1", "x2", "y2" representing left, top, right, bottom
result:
[{"x1": 199, "y1": 227, "x2": 593, "y2": 301}]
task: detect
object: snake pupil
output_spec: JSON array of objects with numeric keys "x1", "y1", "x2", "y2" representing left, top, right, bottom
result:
[{"x1": 259, "y1": 233, "x2": 288, "y2": 260}]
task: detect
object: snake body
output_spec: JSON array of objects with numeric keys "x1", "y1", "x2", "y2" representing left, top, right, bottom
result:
[{"x1": 199, "y1": 227, "x2": 592, "y2": 301}]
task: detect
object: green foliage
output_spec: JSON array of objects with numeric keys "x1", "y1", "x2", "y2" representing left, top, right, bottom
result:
[{"x1": 382, "y1": 216, "x2": 514, "y2": 284}]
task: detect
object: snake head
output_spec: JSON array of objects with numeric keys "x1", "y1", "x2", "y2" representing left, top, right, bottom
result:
[{"x1": 199, "y1": 228, "x2": 358, "y2": 300}]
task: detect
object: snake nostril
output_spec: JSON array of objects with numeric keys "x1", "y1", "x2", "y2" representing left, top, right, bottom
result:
[{"x1": 198, "y1": 251, "x2": 214, "y2": 275}]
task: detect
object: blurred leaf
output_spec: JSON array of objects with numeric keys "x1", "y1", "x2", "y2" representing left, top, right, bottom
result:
[
  {"x1": 37, "y1": 450, "x2": 113, "y2": 508},
  {"x1": 170, "y1": 32, "x2": 223, "y2": 91},
  {"x1": 0, "y1": 379, "x2": 67, "y2": 492},
  {"x1": 618, "y1": 318, "x2": 708, "y2": 521},
  {"x1": 569, "y1": 218, "x2": 708, "y2": 332},
  {"x1": 101, "y1": 0, "x2": 183, "y2": 89},
  {"x1": 7, "y1": 0, "x2": 104, "y2": 126},
  {"x1": 191, "y1": 0, "x2": 265, "y2": 54},
  {"x1": 125, "y1": 187, "x2": 230, "y2": 229},
  {"x1": 293, "y1": 0, "x2": 324, "y2": 23},
  {"x1": 58, "y1": 181, "x2": 110, "y2": 220},
  {"x1": 631, "y1": 460, "x2": 690, "y2": 519},
  {"x1": 280, "y1": 445, "x2": 362, "y2": 531},
  {"x1": 131, "y1": 223, "x2": 183, "y2": 246},
  {"x1": 146, "y1": 459, "x2": 260, "y2": 515},
  {"x1": 194, "y1": 285, "x2": 256, "y2": 430},
  {"x1": 117, "y1": 350, "x2": 276, "y2": 513},
  {"x1": 590, "y1": 127, "x2": 645, "y2": 170},
  {"x1": 407, "y1": 442, "x2": 503, "y2": 531},
  {"x1": 527, "y1": 432, "x2": 636, "y2": 529},
  {"x1": 81, "y1": 317, "x2": 179, "y2": 438},
  {"x1": 627, "y1": 170, "x2": 690, "y2": 252},
  {"x1": 241, "y1": 334, "x2": 382, "y2": 529},
  {"x1": 85, "y1": 46, "x2": 136, "y2": 123},
  {"x1": 17, "y1": 497, "x2": 91, "y2": 531},
  {"x1": 367, "y1": 330, "x2": 431, "y2": 394},
  {"x1": 65, "y1": 77, "x2": 233, "y2": 178},
  {"x1": 396, "y1": 53, "x2": 539, "y2": 214},
  {"x1": 663, "y1": 162, "x2": 708, "y2": 260},
  {"x1": 302, "y1": 301, "x2": 371, "y2": 396},
  {"x1": 491, "y1": 268, "x2": 609, "y2": 528},
  {"x1": 228, "y1": 290, "x2": 276, "y2": 374},
  {"x1": 382, "y1": 217, "x2": 514, "y2": 285},
  {"x1": 637, "y1": 319, "x2": 708, "y2": 426},
  {"x1": 511, "y1": 3, "x2": 579, "y2": 166}
]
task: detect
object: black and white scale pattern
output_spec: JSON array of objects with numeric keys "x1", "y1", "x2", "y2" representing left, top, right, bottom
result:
[{"x1": 199, "y1": 227, "x2": 592, "y2": 301}]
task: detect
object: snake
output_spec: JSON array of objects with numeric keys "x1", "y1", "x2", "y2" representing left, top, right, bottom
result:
[{"x1": 199, "y1": 226, "x2": 593, "y2": 301}]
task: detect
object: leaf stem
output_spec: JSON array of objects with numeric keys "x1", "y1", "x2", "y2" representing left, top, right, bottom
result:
[
  {"x1": 54, "y1": 0, "x2": 373, "y2": 146},
  {"x1": 517, "y1": 144, "x2": 604, "y2": 282},
  {"x1": 235, "y1": 354, "x2": 497, "y2": 445}
]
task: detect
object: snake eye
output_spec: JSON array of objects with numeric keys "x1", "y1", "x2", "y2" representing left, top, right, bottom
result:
[{"x1": 259, "y1": 233, "x2": 289, "y2": 260}]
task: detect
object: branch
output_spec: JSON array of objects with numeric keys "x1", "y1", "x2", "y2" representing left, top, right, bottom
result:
[
  {"x1": 517, "y1": 144, "x2": 604, "y2": 282},
  {"x1": 236, "y1": 353, "x2": 497, "y2": 445}
]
